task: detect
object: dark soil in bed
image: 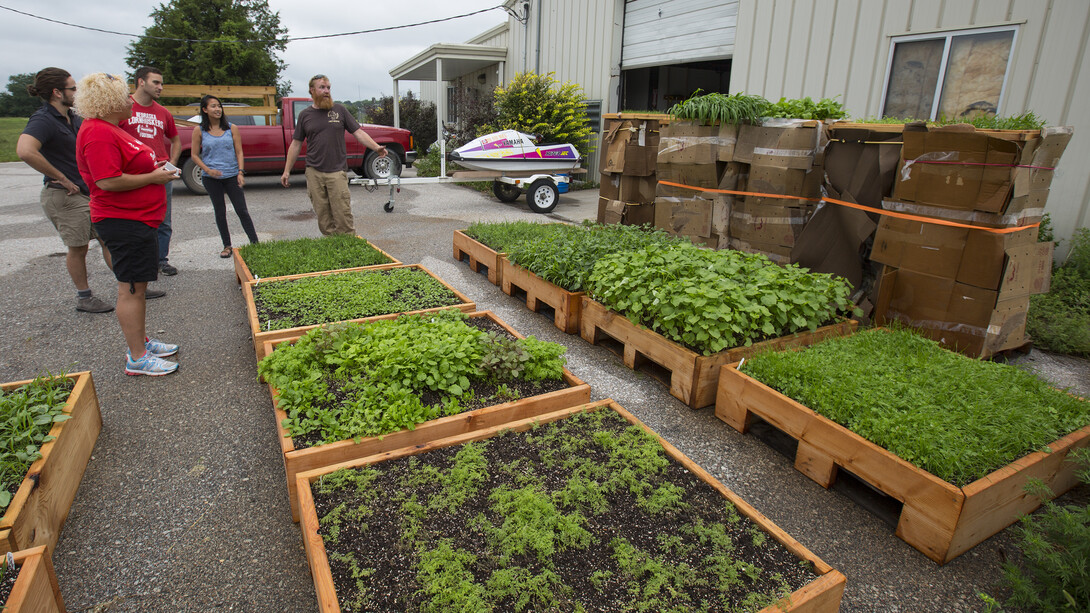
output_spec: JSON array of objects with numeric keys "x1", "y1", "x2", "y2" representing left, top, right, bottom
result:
[{"x1": 311, "y1": 409, "x2": 820, "y2": 612}]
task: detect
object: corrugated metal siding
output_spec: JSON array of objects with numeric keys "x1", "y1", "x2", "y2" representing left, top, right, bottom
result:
[
  {"x1": 731, "y1": 0, "x2": 1090, "y2": 254},
  {"x1": 622, "y1": 0, "x2": 738, "y2": 69},
  {"x1": 505, "y1": 0, "x2": 623, "y2": 175}
]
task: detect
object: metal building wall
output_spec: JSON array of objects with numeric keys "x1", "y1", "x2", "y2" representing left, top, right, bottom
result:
[
  {"x1": 504, "y1": 0, "x2": 624, "y2": 175},
  {"x1": 730, "y1": 0, "x2": 1090, "y2": 256}
]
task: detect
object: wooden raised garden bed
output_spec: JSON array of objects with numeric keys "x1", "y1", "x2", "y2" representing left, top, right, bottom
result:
[
  {"x1": 232, "y1": 239, "x2": 400, "y2": 285},
  {"x1": 580, "y1": 297, "x2": 857, "y2": 409},
  {"x1": 716, "y1": 361, "x2": 1090, "y2": 564},
  {"x1": 0, "y1": 372, "x2": 101, "y2": 556},
  {"x1": 296, "y1": 398, "x2": 846, "y2": 613},
  {"x1": 243, "y1": 264, "x2": 476, "y2": 360},
  {"x1": 452, "y1": 230, "x2": 505, "y2": 286},
  {"x1": 1, "y1": 546, "x2": 65, "y2": 612},
  {"x1": 264, "y1": 311, "x2": 592, "y2": 521},
  {"x1": 501, "y1": 258, "x2": 583, "y2": 334}
]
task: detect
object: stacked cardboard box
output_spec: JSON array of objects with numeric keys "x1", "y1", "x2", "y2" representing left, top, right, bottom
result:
[
  {"x1": 725, "y1": 119, "x2": 826, "y2": 263},
  {"x1": 873, "y1": 125, "x2": 1072, "y2": 357},
  {"x1": 653, "y1": 121, "x2": 740, "y2": 248},
  {"x1": 598, "y1": 115, "x2": 661, "y2": 226}
]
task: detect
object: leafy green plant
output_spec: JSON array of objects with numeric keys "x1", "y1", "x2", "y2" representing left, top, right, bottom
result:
[
  {"x1": 252, "y1": 267, "x2": 461, "y2": 331},
  {"x1": 764, "y1": 96, "x2": 849, "y2": 120},
  {"x1": 481, "y1": 72, "x2": 594, "y2": 155},
  {"x1": 505, "y1": 222, "x2": 686, "y2": 292},
  {"x1": 740, "y1": 328, "x2": 1090, "y2": 485},
  {"x1": 588, "y1": 242, "x2": 857, "y2": 355},
  {"x1": 1028, "y1": 228, "x2": 1090, "y2": 356},
  {"x1": 237, "y1": 234, "x2": 392, "y2": 278},
  {"x1": 257, "y1": 310, "x2": 567, "y2": 445},
  {"x1": 463, "y1": 219, "x2": 560, "y2": 252},
  {"x1": 0, "y1": 374, "x2": 74, "y2": 511},
  {"x1": 667, "y1": 90, "x2": 769, "y2": 125}
]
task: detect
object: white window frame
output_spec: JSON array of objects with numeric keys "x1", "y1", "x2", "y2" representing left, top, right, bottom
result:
[{"x1": 879, "y1": 24, "x2": 1019, "y2": 120}]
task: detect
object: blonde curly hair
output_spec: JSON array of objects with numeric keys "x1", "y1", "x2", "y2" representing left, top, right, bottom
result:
[{"x1": 73, "y1": 73, "x2": 131, "y2": 119}]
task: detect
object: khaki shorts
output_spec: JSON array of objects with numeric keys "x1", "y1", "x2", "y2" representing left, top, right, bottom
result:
[{"x1": 41, "y1": 186, "x2": 97, "y2": 247}]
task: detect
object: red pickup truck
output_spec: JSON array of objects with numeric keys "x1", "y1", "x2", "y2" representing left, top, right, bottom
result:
[{"x1": 175, "y1": 97, "x2": 416, "y2": 195}]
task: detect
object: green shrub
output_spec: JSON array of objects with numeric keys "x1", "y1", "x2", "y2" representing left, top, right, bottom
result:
[
  {"x1": 482, "y1": 72, "x2": 593, "y2": 156},
  {"x1": 1028, "y1": 228, "x2": 1090, "y2": 356}
]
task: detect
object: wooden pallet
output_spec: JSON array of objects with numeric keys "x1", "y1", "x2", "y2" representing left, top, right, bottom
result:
[
  {"x1": 452, "y1": 230, "x2": 505, "y2": 286},
  {"x1": 3, "y1": 545, "x2": 65, "y2": 612},
  {"x1": 0, "y1": 372, "x2": 101, "y2": 556},
  {"x1": 266, "y1": 311, "x2": 592, "y2": 521},
  {"x1": 296, "y1": 399, "x2": 845, "y2": 613},
  {"x1": 231, "y1": 239, "x2": 400, "y2": 285},
  {"x1": 716, "y1": 363, "x2": 1090, "y2": 564},
  {"x1": 579, "y1": 297, "x2": 857, "y2": 408},
  {"x1": 244, "y1": 264, "x2": 476, "y2": 361},
  {"x1": 500, "y1": 259, "x2": 583, "y2": 334}
]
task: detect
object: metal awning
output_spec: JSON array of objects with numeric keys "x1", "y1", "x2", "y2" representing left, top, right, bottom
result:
[
  {"x1": 390, "y1": 44, "x2": 508, "y2": 81},
  {"x1": 389, "y1": 43, "x2": 508, "y2": 177}
]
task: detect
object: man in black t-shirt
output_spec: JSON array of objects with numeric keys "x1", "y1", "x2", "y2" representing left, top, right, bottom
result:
[
  {"x1": 280, "y1": 74, "x2": 387, "y2": 235},
  {"x1": 17, "y1": 67, "x2": 114, "y2": 313}
]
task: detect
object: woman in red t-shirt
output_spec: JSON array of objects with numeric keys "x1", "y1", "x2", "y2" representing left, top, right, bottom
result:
[{"x1": 74, "y1": 73, "x2": 181, "y2": 376}]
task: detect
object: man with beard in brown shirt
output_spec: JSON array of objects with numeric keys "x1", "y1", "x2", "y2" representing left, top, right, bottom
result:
[{"x1": 280, "y1": 74, "x2": 387, "y2": 235}]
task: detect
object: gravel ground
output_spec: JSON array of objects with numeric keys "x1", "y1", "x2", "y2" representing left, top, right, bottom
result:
[{"x1": 0, "y1": 161, "x2": 1087, "y2": 612}]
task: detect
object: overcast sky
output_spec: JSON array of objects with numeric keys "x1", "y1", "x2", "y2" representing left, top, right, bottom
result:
[{"x1": 0, "y1": 0, "x2": 506, "y2": 100}]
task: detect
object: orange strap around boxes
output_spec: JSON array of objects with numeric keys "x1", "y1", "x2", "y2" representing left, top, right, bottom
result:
[{"x1": 655, "y1": 180, "x2": 1039, "y2": 235}]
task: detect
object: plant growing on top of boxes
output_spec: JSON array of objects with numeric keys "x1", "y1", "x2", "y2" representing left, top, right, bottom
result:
[
  {"x1": 0, "y1": 377, "x2": 73, "y2": 510},
  {"x1": 667, "y1": 90, "x2": 769, "y2": 124},
  {"x1": 588, "y1": 243, "x2": 857, "y2": 356},
  {"x1": 237, "y1": 234, "x2": 394, "y2": 279},
  {"x1": 764, "y1": 96, "x2": 848, "y2": 120},
  {"x1": 257, "y1": 310, "x2": 569, "y2": 445},
  {"x1": 251, "y1": 267, "x2": 461, "y2": 331}
]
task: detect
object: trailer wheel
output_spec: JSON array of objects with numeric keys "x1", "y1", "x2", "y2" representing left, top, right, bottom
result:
[
  {"x1": 362, "y1": 149, "x2": 402, "y2": 180},
  {"x1": 492, "y1": 180, "x2": 521, "y2": 203},
  {"x1": 181, "y1": 158, "x2": 207, "y2": 195},
  {"x1": 526, "y1": 179, "x2": 559, "y2": 213}
]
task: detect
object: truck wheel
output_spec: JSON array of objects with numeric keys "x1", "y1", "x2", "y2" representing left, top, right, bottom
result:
[
  {"x1": 526, "y1": 179, "x2": 559, "y2": 213},
  {"x1": 181, "y1": 158, "x2": 207, "y2": 195},
  {"x1": 362, "y1": 149, "x2": 403, "y2": 180},
  {"x1": 492, "y1": 180, "x2": 521, "y2": 203}
]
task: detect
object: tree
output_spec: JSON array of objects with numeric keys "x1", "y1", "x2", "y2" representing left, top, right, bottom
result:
[
  {"x1": 483, "y1": 72, "x2": 593, "y2": 155},
  {"x1": 0, "y1": 73, "x2": 43, "y2": 117},
  {"x1": 367, "y1": 92, "x2": 438, "y2": 154},
  {"x1": 125, "y1": 0, "x2": 289, "y2": 97}
]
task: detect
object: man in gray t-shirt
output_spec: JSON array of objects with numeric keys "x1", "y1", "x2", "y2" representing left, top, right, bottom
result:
[{"x1": 280, "y1": 75, "x2": 387, "y2": 235}]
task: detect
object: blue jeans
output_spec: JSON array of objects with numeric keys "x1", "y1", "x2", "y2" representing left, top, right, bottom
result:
[{"x1": 158, "y1": 182, "x2": 172, "y2": 263}]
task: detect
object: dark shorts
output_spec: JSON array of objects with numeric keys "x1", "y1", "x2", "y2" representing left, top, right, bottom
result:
[{"x1": 93, "y1": 218, "x2": 159, "y2": 283}]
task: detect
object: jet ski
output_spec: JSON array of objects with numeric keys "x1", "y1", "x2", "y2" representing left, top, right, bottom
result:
[{"x1": 448, "y1": 130, "x2": 581, "y2": 173}]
